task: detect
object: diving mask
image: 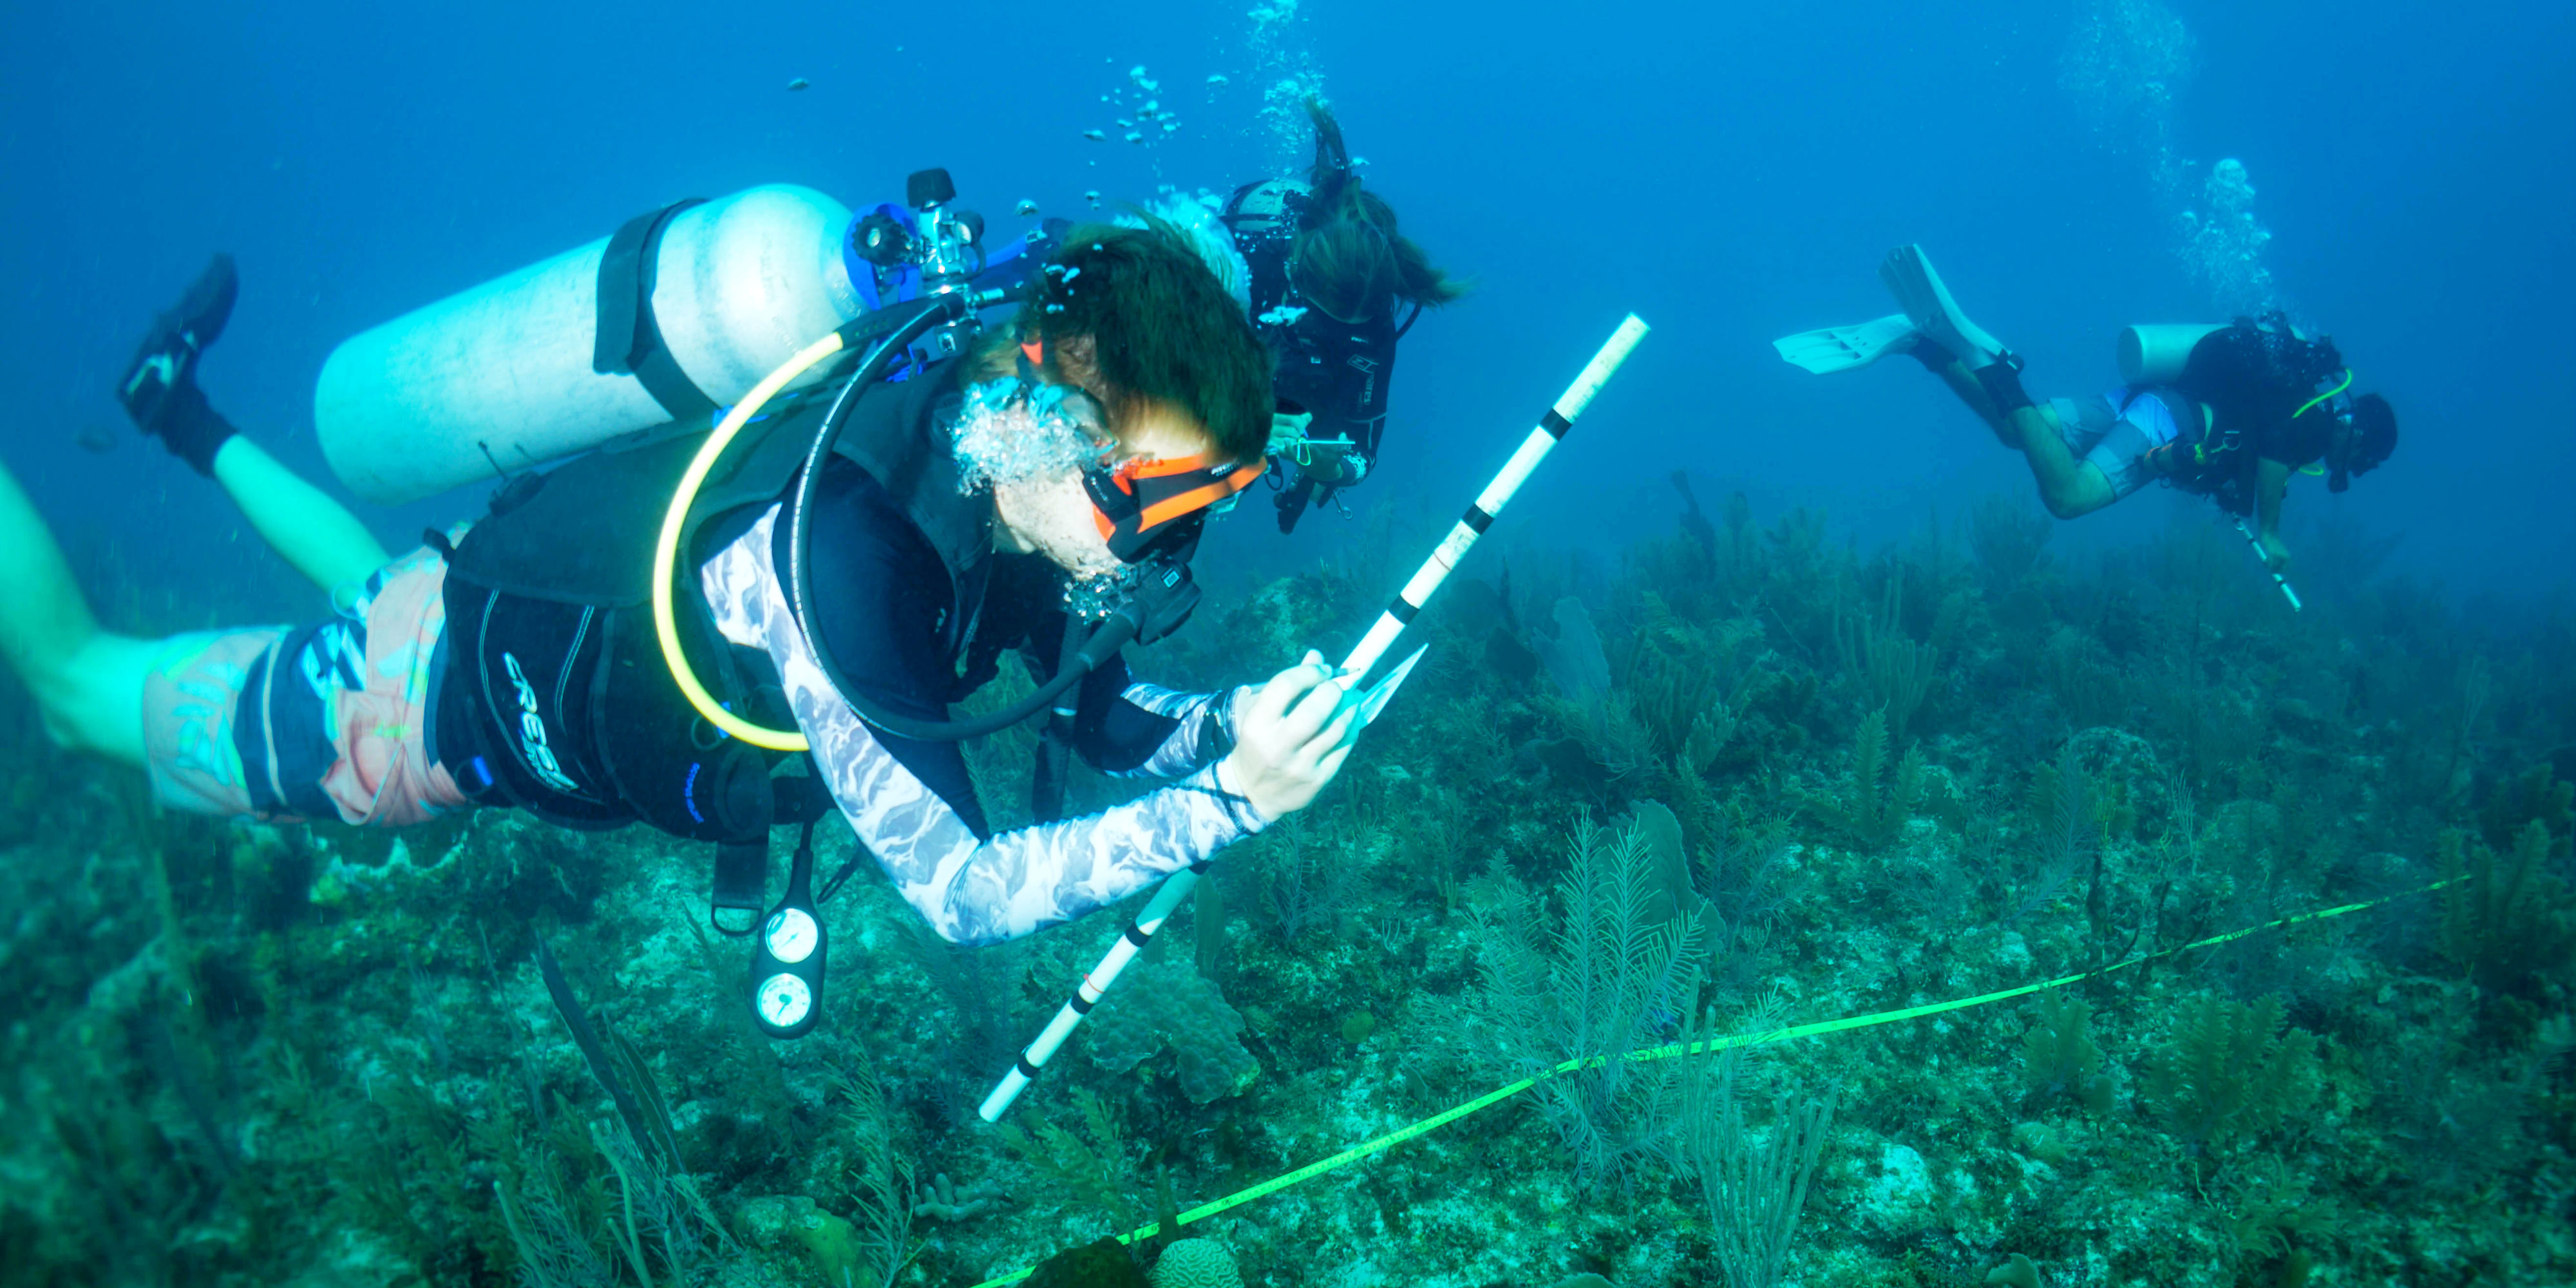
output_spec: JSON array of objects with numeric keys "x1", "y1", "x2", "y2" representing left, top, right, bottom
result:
[
  {"x1": 968, "y1": 340, "x2": 1261, "y2": 565},
  {"x1": 1083, "y1": 451, "x2": 1263, "y2": 564}
]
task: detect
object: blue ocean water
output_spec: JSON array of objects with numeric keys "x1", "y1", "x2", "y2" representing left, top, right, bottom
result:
[{"x1": 5, "y1": 0, "x2": 2568, "y2": 604}]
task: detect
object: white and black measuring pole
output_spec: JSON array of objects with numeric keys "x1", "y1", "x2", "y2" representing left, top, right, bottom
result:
[
  {"x1": 2235, "y1": 518, "x2": 2303, "y2": 611},
  {"x1": 979, "y1": 314, "x2": 1652, "y2": 1123}
]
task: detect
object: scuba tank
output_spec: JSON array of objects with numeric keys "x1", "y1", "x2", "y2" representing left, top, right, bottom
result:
[
  {"x1": 2117, "y1": 323, "x2": 2228, "y2": 386},
  {"x1": 316, "y1": 184, "x2": 865, "y2": 505}
]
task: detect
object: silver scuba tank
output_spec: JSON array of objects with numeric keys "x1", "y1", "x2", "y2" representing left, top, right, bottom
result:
[
  {"x1": 2116, "y1": 323, "x2": 2228, "y2": 386},
  {"x1": 316, "y1": 184, "x2": 862, "y2": 505}
]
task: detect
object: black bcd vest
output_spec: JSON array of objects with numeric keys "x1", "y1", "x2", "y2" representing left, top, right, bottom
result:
[{"x1": 435, "y1": 365, "x2": 990, "y2": 844}]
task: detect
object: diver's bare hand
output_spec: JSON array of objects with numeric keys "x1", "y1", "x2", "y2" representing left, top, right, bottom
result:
[
  {"x1": 2258, "y1": 532, "x2": 2293, "y2": 574},
  {"x1": 1222, "y1": 650, "x2": 1359, "y2": 822}
]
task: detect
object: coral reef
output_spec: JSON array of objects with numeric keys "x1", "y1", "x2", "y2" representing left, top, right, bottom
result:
[{"x1": 1, "y1": 488, "x2": 2570, "y2": 1287}]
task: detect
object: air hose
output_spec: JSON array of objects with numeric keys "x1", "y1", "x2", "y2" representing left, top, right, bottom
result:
[
  {"x1": 652, "y1": 291, "x2": 1189, "y2": 752},
  {"x1": 2292, "y1": 366, "x2": 2354, "y2": 421},
  {"x1": 650, "y1": 301, "x2": 952, "y2": 752},
  {"x1": 785, "y1": 360, "x2": 1195, "y2": 744}
]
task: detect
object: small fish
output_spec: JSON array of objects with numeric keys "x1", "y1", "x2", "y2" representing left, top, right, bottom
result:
[
  {"x1": 1124, "y1": 131, "x2": 1143, "y2": 143},
  {"x1": 1084, "y1": 190, "x2": 1101, "y2": 208},
  {"x1": 1115, "y1": 118, "x2": 1133, "y2": 128},
  {"x1": 1206, "y1": 73, "x2": 1228, "y2": 86},
  {"x1": 1015, "y1": 198, "x2": 1039, "y2": 216},
  {"x1": 1083, "y1": 129, "x2": 1105, "y2": 141},
  {"x1": 75, "y1": 424, "x2": 116, "y2": 454},
  {"x1": 786, "y1": 77, "x2": 810, "y2": 91},
  {"x1": 1161, "y1": 120, "x2": 1180, "y2": 133},
  {"x1": 1142, "y1": 99, "x2": 1159, "y2": 113}
]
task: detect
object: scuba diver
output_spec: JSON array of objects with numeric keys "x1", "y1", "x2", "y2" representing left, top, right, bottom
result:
[
  {"x1": 1218, "y1": 100, "x2": 1470, "y2": 532},
  {"x1": 5, "y1": 222, "x2": 1360, "y2": 1037},
  {"x1": 1778, "y1": 245, "x2": 2398, "y2": 572}
]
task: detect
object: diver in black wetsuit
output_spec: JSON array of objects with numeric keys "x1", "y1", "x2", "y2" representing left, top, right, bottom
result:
[{"x1": 1218, "y1": 100, "x2": 1470, "y2": 533}]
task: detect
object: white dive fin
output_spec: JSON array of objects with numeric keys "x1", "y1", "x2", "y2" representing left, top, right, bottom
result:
[
  {"x1": 1879, "y1": 244, "x2": 2011, "y2": 369},
  {"x1": 1354, "y1": 645, "x2": 1428, "y2": 728},
  {"x1": 1772, "y1": 314, "x2": 1918, "y2": 374}
]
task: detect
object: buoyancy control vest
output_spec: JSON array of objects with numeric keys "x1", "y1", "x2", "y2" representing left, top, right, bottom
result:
[
  {"x1": 1220, "y1": 179, "x2": 1409, "y2": 454},
  {"x1": 435, "y1": 363, "x2": 989, "y2": 844},
  {"x1": 1218, "y1": 179, "x2": 1416, "y2": 533},
  {"x1": 2148, "y1": 316, "x2": 2347, "y2": 515}
]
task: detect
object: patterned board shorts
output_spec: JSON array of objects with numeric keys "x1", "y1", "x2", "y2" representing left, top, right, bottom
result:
[
  {"x1": 140, "y1": 545, "x2": 470, "y2": 828},
  {"x1": 2047, "y1": 386, "x2": 2195, "y2": 500}
]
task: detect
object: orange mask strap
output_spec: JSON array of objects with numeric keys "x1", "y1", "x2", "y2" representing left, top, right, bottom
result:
[{"x1": 1133, "y1": 461, "x2": 1264, "y2": 531}]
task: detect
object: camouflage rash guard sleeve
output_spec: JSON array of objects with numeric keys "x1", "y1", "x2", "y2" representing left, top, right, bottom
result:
[{"x1": 698, "y1": 507, "x2": 1267, "y2": 946}]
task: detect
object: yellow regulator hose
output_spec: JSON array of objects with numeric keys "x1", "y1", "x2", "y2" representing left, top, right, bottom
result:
[{"x1": 650, "y1": 330, "x2": 849, "y2": 752}]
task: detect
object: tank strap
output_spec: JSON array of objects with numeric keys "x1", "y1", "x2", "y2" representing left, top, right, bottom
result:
[{"x1": 593, "y1": 198, "x2": 719, "y2": 424}]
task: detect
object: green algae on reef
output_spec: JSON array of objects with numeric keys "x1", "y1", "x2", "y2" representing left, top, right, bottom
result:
[{"x1": 1, "y1": 493, "x2": 2571, "y2": 1287}]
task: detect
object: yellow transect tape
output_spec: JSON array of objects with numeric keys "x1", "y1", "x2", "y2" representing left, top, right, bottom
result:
[{"x1": 968, "y1": 878, "x2": 2454, "y2": 1287}]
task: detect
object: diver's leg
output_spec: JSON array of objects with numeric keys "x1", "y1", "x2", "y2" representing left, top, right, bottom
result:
[
  {"x1": 0, "y1": 460, "x2": 156, "y2": 763},
  {"x1": 1915, "y1": 347, "x2": 2115, "y2": 517},
  {"x1": 1915, "y1": 348, "x2": 2016, "y2": 445},
  {"x1": 2009, "y1": 413, "x2": 2119, "y2": 519},
  {"x1": 209, "y1": 437, "x2": 391, "y2": 605},
  {"x1": 122, "y1": 254, "x2": 388, "y2": 601}
]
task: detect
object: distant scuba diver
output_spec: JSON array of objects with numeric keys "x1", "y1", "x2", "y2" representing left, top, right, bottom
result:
[
  {"x1": 1778, "y1": 245, "x2": 2398, "y2": 573},
  {"x1": 1218, "y1": 100, "x2": 1471, "y2": 533},
  {"x1": 6, "y1": 220, "x2": 1361, "y2": 1041}
]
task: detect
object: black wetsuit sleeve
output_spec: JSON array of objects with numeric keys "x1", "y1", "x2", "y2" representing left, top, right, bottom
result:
[
  {"x1": 1021, "y1": 611, "x2": 1238, "y2": 776},
  {"x1": 775, "y1": 457, "x2": 990, "y2": 837}
]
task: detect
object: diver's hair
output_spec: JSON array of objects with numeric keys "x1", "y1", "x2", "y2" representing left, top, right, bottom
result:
[
  {"x1": 1291, "y1": 99, "x2": 1469, "y2": 321},
  {"x1": 982, "y1": 221, "x2": 1274, "y2": 466},
  {"x1": 2351, "y1": 392, "x2": 2396, "y2": 471}
]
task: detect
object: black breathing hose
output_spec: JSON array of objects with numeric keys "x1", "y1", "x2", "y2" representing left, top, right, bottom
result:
[{"x1": 784, "y1": 294, "x2": 1146, "y2": 743}]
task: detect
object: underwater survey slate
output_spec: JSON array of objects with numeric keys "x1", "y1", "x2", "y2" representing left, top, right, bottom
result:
[{"x1": 0, "y1": 1, "x2": 2569, "y2": 1284}]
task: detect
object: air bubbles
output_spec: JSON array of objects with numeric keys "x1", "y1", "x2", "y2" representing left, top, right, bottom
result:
[{"x1": 1091, "y1": 62, "x2": 1191, "y2": 149}]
